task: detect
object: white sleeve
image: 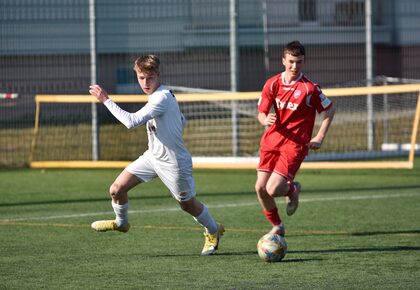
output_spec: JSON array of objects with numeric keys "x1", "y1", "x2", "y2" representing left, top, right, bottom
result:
[{"x1": 104, "y1": 95, "x2": 166, "y2": 129}]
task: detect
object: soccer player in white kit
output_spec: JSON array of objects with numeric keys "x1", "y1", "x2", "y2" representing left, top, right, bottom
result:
[{"x1": 88, "y1": 55, "x2": 224, "y2": 255}]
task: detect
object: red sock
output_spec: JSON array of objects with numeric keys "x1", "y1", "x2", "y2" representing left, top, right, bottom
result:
[{"x1": 263, "y1": 207, "x2": 282, "y2": 226}]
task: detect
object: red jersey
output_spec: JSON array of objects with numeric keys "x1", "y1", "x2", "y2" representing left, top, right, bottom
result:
[{"x1": 258, "y1": 72, "x2": 332, "y2": 149}]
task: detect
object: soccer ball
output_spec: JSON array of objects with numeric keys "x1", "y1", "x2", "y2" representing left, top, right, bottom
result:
[{"x1": 257, "y1": 233, "x2": 287, "y2": 262}]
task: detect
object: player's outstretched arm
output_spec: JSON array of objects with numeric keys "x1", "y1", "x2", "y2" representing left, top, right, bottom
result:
[{"x1": 308, "y1": 104, "x2": 335, "y2": 150}]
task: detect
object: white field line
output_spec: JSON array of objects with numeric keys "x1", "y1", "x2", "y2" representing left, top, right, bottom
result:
[{"x1": 1, "y1": 192, "x2": 418, "y2": 222}]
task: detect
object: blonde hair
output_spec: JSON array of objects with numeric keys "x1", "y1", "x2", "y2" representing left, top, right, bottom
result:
[{"x1": 133, "y1": 55, "x2": 160, "y2": 74}]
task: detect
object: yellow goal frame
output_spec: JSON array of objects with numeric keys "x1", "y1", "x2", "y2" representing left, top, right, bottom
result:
[{"x1": 30, "y1": 84, "x2": 420, "y2": 169}]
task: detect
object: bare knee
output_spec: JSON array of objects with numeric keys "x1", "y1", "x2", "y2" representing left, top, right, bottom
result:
[
  {"x1": 255, "y1": 182, "x2": 270, "y2": 198},
  {"x1": 255, "y1": 182, "x2": 264, "y2": 195},
  {"x1": 258, "y1": 178, "x2": 289, "y2": 197},
  {"x1": 109, "y1": 182, "x2": 127, "y2": 201}
]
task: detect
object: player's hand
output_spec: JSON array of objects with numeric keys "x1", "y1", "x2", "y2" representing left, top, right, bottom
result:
[
  {"x1": 264, "y1": 113, "x2": 277, "y2": 126},
  {"x1": 89, "y1": 84, "x2": 109, "y2": 103},
  {"x1": 307, "y1": 136, "x2": 323, "y2": 150}
]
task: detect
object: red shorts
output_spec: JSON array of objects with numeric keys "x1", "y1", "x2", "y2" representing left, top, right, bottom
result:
[{"x1": 257, "y1": 137, "x2": 308, "y2": 181}]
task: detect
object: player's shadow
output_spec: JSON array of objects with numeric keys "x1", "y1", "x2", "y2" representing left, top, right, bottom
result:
[
  {"x1": 216, "y1": 251, "x2": 322, "y2": 262},
  {"x1": 150, "y1": 251, "x2": 322, "y2": 263},
  {"x1": 149, "y1": 250, "x2": 257, "y2": 258},
  {"x1": 289, "y1": 245, "x2": 420, "y2": 255},
  {"x1": 290, "y1": 229, "x2": 420, "y2": 237},
  {"x1": 3, "y1": 181, "x2": 419, "y2": 207},
  {"x1": 0, "y1": 196, "x2": 120, "y2": 207},
  {"x1": 141, "y1": 244, "x2": 420, "y2": 261},
  {"x1": 350, "y1": 229, "x2": 420, "y2": 236},
  {"x1": 198, "y1": 183, "x2": 420, "y2": 197},
  {"x1": 0, "y1": 190, "x2": 256, "y2": 207}
]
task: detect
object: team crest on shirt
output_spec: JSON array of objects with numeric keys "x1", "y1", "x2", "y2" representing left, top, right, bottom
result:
[{"x1": 293, "y1": 90, "x2": 302, "y2": 99}]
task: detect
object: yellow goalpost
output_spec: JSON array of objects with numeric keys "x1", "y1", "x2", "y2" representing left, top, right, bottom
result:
[{"x1": 30, "y1": 84, "x2": 420, "y2": 170}]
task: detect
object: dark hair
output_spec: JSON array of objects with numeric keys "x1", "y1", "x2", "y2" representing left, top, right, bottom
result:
[
  {"x1": 284, "y1": 40, "x2": 305, "y2": 57},
  {"x1": 133, "y1": 55, "x2": 160, "y2": 74}
]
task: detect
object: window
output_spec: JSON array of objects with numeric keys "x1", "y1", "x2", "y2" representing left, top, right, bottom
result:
[
  {"x1": 335, "y1": 0, "x2": 365, "y2": 26},
  {"x1": 299, "y1": 0, "x2": 317, "y2": 22}
]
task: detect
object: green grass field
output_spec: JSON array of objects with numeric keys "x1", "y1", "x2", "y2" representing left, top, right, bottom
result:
[{"x1": 1, "y1": 160, "x2": 420, "y2": 289}]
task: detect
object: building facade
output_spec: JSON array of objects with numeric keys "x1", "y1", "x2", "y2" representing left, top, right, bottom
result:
[{"x1": 1, "y1": 0, "x2": 420, "y2": 94}]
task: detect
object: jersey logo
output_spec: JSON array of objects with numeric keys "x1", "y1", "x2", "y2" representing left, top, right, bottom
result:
[
  {"x1": 293, "y1": 90, "x2": 302, "y2": 99},
  {"x1": 275, "y1": 99, "x2": 298, "y2": 111}
]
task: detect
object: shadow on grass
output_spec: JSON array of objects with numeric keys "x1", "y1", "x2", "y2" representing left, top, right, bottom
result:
[
  {"x1": 0, "y1": 191, "x2": 255, "y2": 207},
  {"x1": 290, "y1": 229, "x2": 420, "y2": 237},
  {"x1": 218, "y1": 252, "x2": 323, "y2": 263},
  {"x1": 147, "y1": 251, "x2": 323, "y2": 263},
  {"x1": 127, "y1": 243, "x2": 420, "y2": 261},
  {"x1": 350, "y1": 229, "x2": 420, "y2": 236},
  {"x1": 0, "y1": 197, "x2": 120, "y2": 207},
  {"x1": 146, "y1": 250, "x2": 257, "y2": 258},
  {"x1": 290, "y1": 245, "x2": 420, "y2": 254},
  {"x1": 1, "y1": 183, "x2": 419, "y2": 207},
  {"x1": 148, "y1": 244, "x2": 420, "y2": 261}
]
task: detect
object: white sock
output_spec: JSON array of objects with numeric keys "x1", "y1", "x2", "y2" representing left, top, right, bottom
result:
[
  {"x1": 193, "y1": 205, "x2": 218, "y2": 234},
  {"x1": 112, "y1": 201, "x2": 129, "y2": 227}
]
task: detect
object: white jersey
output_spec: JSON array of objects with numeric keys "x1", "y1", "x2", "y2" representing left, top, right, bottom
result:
[{"x1": 104, "y1": 85, "x2": 191, "y2": 167}]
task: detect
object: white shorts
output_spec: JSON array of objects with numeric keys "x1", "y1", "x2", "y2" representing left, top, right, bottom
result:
[{"x1": 126, "y1": 150, "x2": 196, "y2": 202}]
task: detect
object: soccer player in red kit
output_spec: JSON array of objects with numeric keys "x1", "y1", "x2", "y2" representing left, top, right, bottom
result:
[{"x1": 255, "y1": 40, "x2": 335, "y2": 236}]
